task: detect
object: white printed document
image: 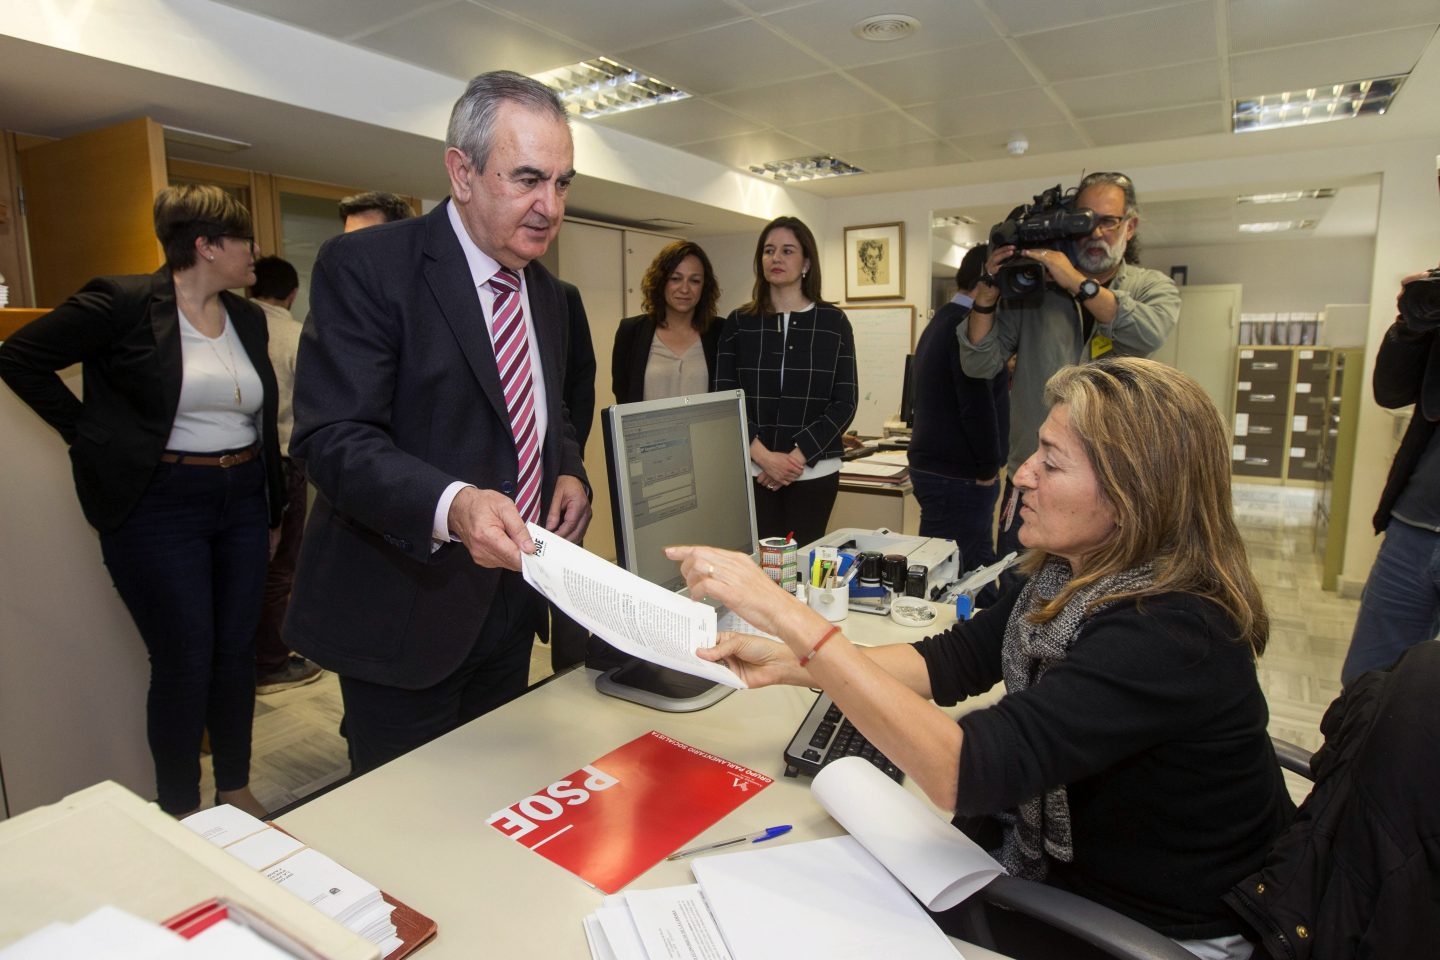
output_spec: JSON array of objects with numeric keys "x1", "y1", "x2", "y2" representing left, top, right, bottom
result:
[
  {"x1": 582, "y1": 757, "x2": 1001, "y2": 960},
  {"x1": 521, "y1": 523, "x2": 745, "y2": 689}
]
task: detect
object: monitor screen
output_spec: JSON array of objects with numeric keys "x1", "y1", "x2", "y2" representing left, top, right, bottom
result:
[
  {"x1": 604, "y1": 390, "x2": 759, "y2": 593},
  {"x1": 899, "y1": 353, "x2": 915, "y2": 427}
]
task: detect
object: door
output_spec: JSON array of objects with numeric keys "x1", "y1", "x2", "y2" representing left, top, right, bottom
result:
[
  {"x1": 1173, "y1": 283, "x2": 1242, "y2": 424},
  {"x1": 19, "y1": 117, "x2": 167, "y2": 306}
]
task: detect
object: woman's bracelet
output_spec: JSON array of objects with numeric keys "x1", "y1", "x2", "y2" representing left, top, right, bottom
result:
[{"x1": 798, "y1": 624, "x2": 841, "y2": 667}]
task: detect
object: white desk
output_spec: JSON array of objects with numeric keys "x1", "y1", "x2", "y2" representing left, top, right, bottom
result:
[{"x1": 276, "y1": 602, "x2": 1008, "y2": 959}]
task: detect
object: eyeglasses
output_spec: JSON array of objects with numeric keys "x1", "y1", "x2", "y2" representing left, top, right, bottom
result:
[
  {"x1": 1092, "y1": 215, "x2": 1132, "y2": 233},
  {"x1": 220, "y1": 234, "x2": 256, "y2": 248}
]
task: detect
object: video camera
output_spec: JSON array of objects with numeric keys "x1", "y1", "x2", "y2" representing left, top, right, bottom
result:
[
  {"x1": 1399, "y1": 267, "x2": 1440, "y2": 331},
  {"x1": 988, "y1": 184, "x2": 1096, "y2": 305}
]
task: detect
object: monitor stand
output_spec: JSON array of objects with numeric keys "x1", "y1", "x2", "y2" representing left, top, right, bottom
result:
[{"x1": 594, "y1": 659, "x2": 734, "y2": 713}]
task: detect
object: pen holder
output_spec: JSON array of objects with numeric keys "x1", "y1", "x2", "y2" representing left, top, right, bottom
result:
[{"x1": 807, "y1": 583, "x2": 849, "y2": 622}]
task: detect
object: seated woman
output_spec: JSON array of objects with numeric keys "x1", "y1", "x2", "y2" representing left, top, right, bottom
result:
[{"x1": 667, "y1": 357, "x2": 1293, "y2": 960}]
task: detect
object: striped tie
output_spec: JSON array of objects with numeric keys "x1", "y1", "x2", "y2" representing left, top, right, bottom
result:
[{"x1": 486, "y1": 267, "x2": 541, "y2": 523}]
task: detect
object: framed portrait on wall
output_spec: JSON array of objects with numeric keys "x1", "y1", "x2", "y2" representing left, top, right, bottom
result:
[{"x1": 844, "y1": 222, "x2": 904, "y2": 301}]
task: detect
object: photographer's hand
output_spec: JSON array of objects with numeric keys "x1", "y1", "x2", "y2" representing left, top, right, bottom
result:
[
  {"x1": 964, "y1": 245, "x2": 1009, "y2": 344},
  {"x1": 1023, "y1": 247, "x2": 1120, "y2": 325}
]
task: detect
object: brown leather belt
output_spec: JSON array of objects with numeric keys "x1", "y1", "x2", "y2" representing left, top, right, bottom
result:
[{"x1": 159, "y1": 445, "x2": 260, "y2": 468}]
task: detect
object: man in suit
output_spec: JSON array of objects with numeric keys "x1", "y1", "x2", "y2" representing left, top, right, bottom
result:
[{"x1": 286, "y1": 71, "x2": 592, "y2": 773}]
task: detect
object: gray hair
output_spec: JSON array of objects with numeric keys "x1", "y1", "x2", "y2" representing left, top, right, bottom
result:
[
  {"x1": 1078, "y1": 171, "x2": 1139, "y2": 218},
  {"x1": 447, "y1": 70, "x2": 569, "y2": 171}
]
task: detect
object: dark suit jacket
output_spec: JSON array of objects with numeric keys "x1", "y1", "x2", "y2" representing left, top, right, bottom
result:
[
  {"x1": 0, "y1": 269, "x2": 283, "y2": 533},
  {"x1": 610, "y1": 313, "x2": 721, "y2": 404},
  {"x1": 285, "y1": 201, "x2": 587, "y2": 688},
  {"x1": 558, "y1": 280, "x2": 596, "y2": 453}
]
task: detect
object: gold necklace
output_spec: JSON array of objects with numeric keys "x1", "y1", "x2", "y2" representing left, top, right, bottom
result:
[{"x1": 201, "y1": 323, "x2": 242, "y2": 405}]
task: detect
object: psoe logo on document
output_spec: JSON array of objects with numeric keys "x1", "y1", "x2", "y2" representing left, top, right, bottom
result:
[
  {"x1": 732, "y1": 777, "x2": 752, "y2": 791},
  {"x1": 531, "y1": 535, "x2": 547, "y2": 557}
]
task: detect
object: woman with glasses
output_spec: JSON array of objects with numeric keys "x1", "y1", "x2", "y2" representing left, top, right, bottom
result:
[
  {"x1": 611, "y1": 240, "x2": 723, "y2": 404},
  {"x1": 714, "y1": 216, "x2": 858, "y2": 547},
  {"x1": 0, "y1": 184, "x2": 283, "y2": 818}
]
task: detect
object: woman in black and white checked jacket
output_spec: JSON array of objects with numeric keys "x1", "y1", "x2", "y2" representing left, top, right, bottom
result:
[{"x1": 715, "y1": 216, "x2": 858, "y2": 547}]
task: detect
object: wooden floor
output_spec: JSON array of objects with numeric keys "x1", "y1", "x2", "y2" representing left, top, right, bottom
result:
[{"x1": 213, "y1": 482, "x2": 1355, "y2": 814}]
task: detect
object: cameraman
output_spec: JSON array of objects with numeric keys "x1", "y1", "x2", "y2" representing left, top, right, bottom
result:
[
  {"x1": 959, "y1": 171, "x2": 1179, "y2": 555},
  {"x1": 1340, "y1": 263, "x2": 1440, "y2": 686}
]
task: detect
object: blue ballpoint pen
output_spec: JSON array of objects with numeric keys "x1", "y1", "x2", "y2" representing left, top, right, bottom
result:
[{"x1": 665, "y1": 825, "x2": 793, "y2": 860}]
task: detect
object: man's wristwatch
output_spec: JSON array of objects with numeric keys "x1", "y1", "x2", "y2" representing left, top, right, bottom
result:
[
  {"x1": 970, "y1": 301, "x2": 996, "y2": 314},
  {"x1": 1075, "y1": 278, "x2": 1101, "y2": 302}
]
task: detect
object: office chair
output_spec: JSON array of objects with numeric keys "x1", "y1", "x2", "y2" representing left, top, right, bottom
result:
[{"x1": 948, "y1": 736, "x2": 1315, "y2": 960}]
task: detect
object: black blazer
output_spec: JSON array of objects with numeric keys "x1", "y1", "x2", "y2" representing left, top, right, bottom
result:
[
  {"x1": 610, "y1": 313, "x2": 721, "y2": 404},
  {"x1": 0, "y1": 269, "x2": 283, "y2": 533},
  {"x1": 285, "y1": 201, "x2": 587, "y2": 688}
]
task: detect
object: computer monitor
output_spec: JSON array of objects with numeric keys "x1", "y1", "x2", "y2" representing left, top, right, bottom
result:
[
  {"x1": 599, "y1": 389, "x2": 759, "y2": 712},
  {"x1": 899, "y1": 353, "x2": 916, "y2": 427}
]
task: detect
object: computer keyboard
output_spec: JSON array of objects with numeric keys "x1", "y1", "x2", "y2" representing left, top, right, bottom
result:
[{"x1": 782, "y1": 691, "x2": 904, "y2": 783}]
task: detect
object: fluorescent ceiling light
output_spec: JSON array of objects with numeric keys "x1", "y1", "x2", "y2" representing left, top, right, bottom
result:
[
  {"x1": 747, "y1": 155, "x2": 864, "y2": 182},
  {"x1": 163, "y1": 125, "x2": 251, "y2": 152},
  {"x1": 1236, "y1": 188, "x2": 1337, "y2": 204},
  {"x1": 932, "y1": 215, "x2": 976, "y2": 227},
  {"x1": 1233, "y1": 76, "x2": 1404, "y2": 133},
  {"x1": 1238, "y1": 219, "x2": 1318, "y2": 233},
  {"x1": 533, "y1": 57, "x2": 689, "y2": 119}
]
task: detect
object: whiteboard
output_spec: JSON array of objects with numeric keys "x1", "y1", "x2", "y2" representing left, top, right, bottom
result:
[{"x1": 844, "y1": 304, "x2": 916, "y2": 436}]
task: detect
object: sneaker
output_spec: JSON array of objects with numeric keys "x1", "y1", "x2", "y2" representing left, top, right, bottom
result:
[{"x1": 256, "y1": 655, "x2": 323, "y2": 695}]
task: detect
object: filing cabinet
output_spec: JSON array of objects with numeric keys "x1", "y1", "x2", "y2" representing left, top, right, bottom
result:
[
  {"x1": 1231, "y1": 347, "x2": 1352, "y2": 485},
  {"x1": 1232, "y1": 348, "x2": 1293, "y2": 480}
]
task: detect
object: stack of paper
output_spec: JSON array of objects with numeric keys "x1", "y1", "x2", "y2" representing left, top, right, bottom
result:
[
  {"x1": 581, "y1": 757, "x2": 1002, "y2": 959},
  {"x1": 839, "y1": 453, "x2": 909, "y2": 485},
  {"x1": 182, "y1": 807, "x2": 401, "y2": 956}
]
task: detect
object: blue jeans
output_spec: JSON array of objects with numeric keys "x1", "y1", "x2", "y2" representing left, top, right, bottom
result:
[
  {"x1": 911, "y1": 467, "x2": 1000, "y2": 576},
  {"x1": 1341, "y1": 519, "x2": 1440, "y2": 687},
  {"x1": 100, "y1": 457, "x2": 269, "y2": 813}
]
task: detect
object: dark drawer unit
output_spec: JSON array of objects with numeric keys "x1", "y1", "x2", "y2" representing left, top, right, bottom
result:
[
  {"x1": 1235, "y1": 386, "x2": 1288, "y2": 414},
  {"x1": 1236, "y1": 412, "x2": 1289, "y2": 441},
  {"x1": 1232, "y1": 444, "x2": 1285, "y2": 478},
  {"x1": 1296, "y1": 349, "x2": 1333, "y2": 381},
  {"x1": 1237, "y1": 349, "x2": 1294, "y2": 385},
  {"x1": 1287, "y1": 442, "x2": 1322, "y2": 481}
]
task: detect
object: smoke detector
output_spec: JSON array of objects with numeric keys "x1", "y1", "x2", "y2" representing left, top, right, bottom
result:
[
  {"x1": 852, "y1": 14, "x2": 920, "y2": 42},
  {"x1": 1006, "y1": 136, "x2": 1029, "y2": 156}
]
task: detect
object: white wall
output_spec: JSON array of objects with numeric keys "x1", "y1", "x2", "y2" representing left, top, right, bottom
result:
[{"x1": 1145, "y1": 236, "x2": 1376, "y2": 323}]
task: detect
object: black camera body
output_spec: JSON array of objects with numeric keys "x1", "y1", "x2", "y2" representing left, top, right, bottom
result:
[
  {"x1": 1399, "y1": 267, "x2": 1440, "y2": 331},
  {"x1": 988, "y1": 184, "x2": 1096, "y2": 305}
]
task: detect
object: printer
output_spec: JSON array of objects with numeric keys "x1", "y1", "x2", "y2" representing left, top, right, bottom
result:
[{"x1": 804, "y1": 528, "x2": 961, "y2": 611}]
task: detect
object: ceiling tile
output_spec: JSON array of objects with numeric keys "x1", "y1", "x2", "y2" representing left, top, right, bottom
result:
[
  {"x1": 947, "y1": 122, "x2": 1089, "y2": 161},
  {"x1": 1229, "y1": 26, "x2": 1436, "y2": 98},
  {"x1": 1082, "y1": 102, "x2": 1228, "y2": 145},
  {"x1": 906, "y1": 86, "x2": 1067, "y2": 137},
  {"x1": 986, "y1": 0, "x2": 1190, "y2": 36},
  {"x1": 1229, "y1": 0, "x2": 1440, "y2": 55},
  {"x1": 354, "y1": 3, "x2": 590, "y2": 79},
  {"x1": 786, "y1": 110, "x2": 937, "y2": 153},
  {"x1": 589, "y1": 98, "x2": 765, "y2": 145},
  {"x1": 617, "y1": 20, "x2": 829, "y2": 95},
  {"x1": 843, "y1": 139, "x2": 966, "y2": 172},
  {"x1": 209, "y1": 0, "x2": 435, "y2": 41},
  {"x1": 761, "y1": 0, "x2": 999, "y2": 68},
  {"x1": 473, "y1": 0, "x2": 743, "y2": 53},
  {"x1": 1053, "y1": 59, "x2": 1222, "y2": 118},
  {"x1": 678, "y1": 130, "x2": 819, "y2": 169},
  {"x1": 848, "y1": 41, "x2": 1035, "y2": 106},
  {"x1": 1013, "y1": 1, "x2": 1216, "y2": 81},
  {"x1": 712, "y1": 73, "x2": 891, "y2": 127}
]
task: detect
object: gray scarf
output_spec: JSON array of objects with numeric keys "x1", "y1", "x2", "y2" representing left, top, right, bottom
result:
[{"x1": 993, "y1": 557, "x2": 1156, "y2": 879}]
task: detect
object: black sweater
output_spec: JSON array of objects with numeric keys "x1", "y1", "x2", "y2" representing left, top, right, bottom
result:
[
  {"x1": 908, "y1": 297, "x2": 1008, "y2": 480},
  {"x1": 914, "y1": 586, "x2": 1293, "y2": 939}
]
